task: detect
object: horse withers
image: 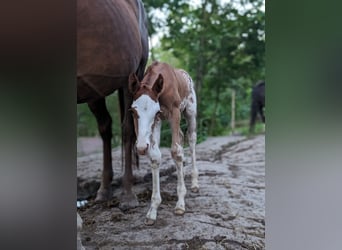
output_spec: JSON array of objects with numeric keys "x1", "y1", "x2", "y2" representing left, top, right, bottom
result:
[
  {"x1": 249, "y1": 81, "x2": 265, "y2": 133},
  {"x1": 77, "y1": 0, "x2": 149, "y2": 208},
  {"x1": 128, "y1": 61, "x2": 199, "y2": 225}
]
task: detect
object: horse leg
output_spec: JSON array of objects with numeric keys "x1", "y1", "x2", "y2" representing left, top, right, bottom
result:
[
  {"x1": 249, "y1": 101, "x2": 258, "y2": 133},
  {"x1": 185, "y1": 105, "x2": 199, "y2": 193},
  {"x1": 170, "y1": 109, "x2": 187, "y2": 215},
  {"x1": 119, "y1": 88, "x2": 139, "y2": 209},
  {"x1": 145, "y1": 118, "x2": 162, "y2": 225},
  {"x1": 259, "y1": 103, "x2": 265, "y2": 132},
  {"x1": 88, "y1": 98, "x2": 113, "y2": 201},
  {"x1": 259, "y1": 103, "x2": 265, "y2": 123}
]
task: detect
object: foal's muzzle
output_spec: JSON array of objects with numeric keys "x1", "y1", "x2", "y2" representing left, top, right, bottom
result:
[{"x1": 137, "y1": 143, "x2": 149, "y2": 155}]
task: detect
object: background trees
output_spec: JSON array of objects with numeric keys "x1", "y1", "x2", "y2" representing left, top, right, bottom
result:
[{"x1": 77, "y1": 0, "x2": 265, "y2": 145}]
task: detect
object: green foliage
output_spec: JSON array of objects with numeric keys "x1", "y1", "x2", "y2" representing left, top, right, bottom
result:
[
  {"x1": 77, "y1": 0, "x2": 265, "y2": 148},
  {"x1": 237, "y1": 123, "x2": 265, "y2": 137},
  {"x1": 77, "y1": 103, "x2": 98, "y2": 137},
  {"x1": 145, "y1": 0, "x2": 265, "y2": 144},
  {"x1": 77, "y1": 93, "x2": 121, "y2": 147}
]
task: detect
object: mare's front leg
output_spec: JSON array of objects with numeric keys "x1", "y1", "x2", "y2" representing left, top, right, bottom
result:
[
  {"x1": 88, "y1": 98, "x2": 113, "y2": 201},
  {"x1": 145, "y1": 118, "x2": 162, "y2": 225},
  {"x1": 120, "y1": 88, "x2": 139, "y2": 209},
  {"x1": 170, "y1": 109, "x2": 187, "y2": 215}
]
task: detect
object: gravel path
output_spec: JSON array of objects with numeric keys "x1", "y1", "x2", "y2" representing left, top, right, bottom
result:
[{"x1": 77, "y1": 134, "x2": 265, "y2": 249}]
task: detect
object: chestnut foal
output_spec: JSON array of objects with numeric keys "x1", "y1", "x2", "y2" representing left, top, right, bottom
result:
[{"x1": 128, "y1": 61, "x2": 198, "y2": 225}]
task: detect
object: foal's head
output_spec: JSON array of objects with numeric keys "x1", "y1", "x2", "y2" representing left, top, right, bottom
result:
[{"x1": 128, "y1": 72, "x2": 164, "y2": 155}]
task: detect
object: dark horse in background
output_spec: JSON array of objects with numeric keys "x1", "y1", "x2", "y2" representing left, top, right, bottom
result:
[
  {"x1": 77, "y1": 0, "x2": 149, "y2": 207},
  {"x1": 249, "y1": 81, "x2": 265, "y2": 133}
]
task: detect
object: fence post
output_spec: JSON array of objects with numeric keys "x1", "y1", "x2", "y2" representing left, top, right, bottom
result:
[{"x1": 231, "y1": 89, "x2": 235, "y2": 134}]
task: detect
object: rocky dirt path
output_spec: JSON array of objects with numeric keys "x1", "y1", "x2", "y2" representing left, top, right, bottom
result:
[{"x1": 77, "y1": 134, "x2": 265, "y2": 249}]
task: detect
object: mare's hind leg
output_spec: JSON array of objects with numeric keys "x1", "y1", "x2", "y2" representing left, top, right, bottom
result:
[{"x1": 88, "y1": 98, "x2": 113, "y2": 201}]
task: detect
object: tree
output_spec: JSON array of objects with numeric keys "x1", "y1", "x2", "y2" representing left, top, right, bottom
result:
[
  {"x1": 145, "y1": 0, "x2": 265, "y2": 136},
  {"x1": 78, "y1": 0, "x2": 265, "y2": 141}
]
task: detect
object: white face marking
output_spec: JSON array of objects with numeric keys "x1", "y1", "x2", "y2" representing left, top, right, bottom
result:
[{"x1": 131, "y1": 94, "x2": 160, "y2": 152}]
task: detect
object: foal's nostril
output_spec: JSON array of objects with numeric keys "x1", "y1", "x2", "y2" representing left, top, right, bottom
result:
[{"x1": 138, "y1": 148, "x2": 146, "y2": 155}]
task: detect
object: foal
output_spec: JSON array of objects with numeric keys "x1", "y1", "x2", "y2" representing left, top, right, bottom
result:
[{"x1": 128, "y1": 61, "x2": 198, "y2": 225}]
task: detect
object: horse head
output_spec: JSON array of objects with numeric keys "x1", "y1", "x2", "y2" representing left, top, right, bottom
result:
[{"x1": 128, "y1": 72, "x2": 164, "y2": 155}]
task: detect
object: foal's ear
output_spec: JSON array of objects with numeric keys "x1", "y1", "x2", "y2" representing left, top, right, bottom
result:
[
  {"x1": 128, "y1": 73, "x2": 140, "y2": 94},
  {"x1": 152, "y1": 74, "x2": 164, "y2": 96}
]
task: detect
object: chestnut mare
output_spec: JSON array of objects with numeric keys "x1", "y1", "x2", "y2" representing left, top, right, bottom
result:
[
  {"x1": 129, "y1": 61, "x2": 199, "y2": 225},
  {"x1": 77, "y1": 0, "x2": 148, "y2": 208}
]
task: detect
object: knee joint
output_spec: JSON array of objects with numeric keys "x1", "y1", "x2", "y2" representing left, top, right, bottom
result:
[
  {"x1": 171, "y1": 144, "x2": 184, "y2": 162},
  {"x1": 149, "y1": 149, "x2": 161, "y2": 167}
]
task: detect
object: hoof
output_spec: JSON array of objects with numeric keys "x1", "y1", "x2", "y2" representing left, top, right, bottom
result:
[
  {"x1": 119, "y1": 192, "x2": 139, "y2": 211},
  {"x1": 174, "y1": 208, "x2": 185, "y2": 216},
  {"x1": 95, "y1": 188, "x2": 112, "y2": 202},
  {"x1": 191, "y1": 186, "x2": 199, "y2": 193},
  {"x1": 144, "y1": 218, "x2": 156, "y2": 226}
]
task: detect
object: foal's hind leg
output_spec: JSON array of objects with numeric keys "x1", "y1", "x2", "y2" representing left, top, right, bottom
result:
[
  {"x1": 170, "y1": 109, "x2": 187, "y2": 215},
  {"x1": 88, "y1": 98, "x2": 113, "y2": 201},
  {"x1": 185, "y1": 106, "x2": 199, "y2": 193}
]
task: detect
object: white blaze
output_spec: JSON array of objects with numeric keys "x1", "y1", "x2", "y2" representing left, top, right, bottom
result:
[{"x1": 131, "y1": 94, "x2": 160, "y2": 151}]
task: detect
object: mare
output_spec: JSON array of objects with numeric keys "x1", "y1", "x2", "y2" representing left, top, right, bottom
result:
[
  {"x1": 77, "y1": 0, "x2": 149, "y2": 207},
  {"x1": 249, "y1": 81, "x2": 265, "y2": 133},
  {"x1": 128, "y1": 61, "x2": 199, "y2": 225}
]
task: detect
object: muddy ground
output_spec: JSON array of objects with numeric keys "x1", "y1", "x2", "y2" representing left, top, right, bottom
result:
[{"x1": 77, "y1": 134, "x2": 265, "y2": 250}]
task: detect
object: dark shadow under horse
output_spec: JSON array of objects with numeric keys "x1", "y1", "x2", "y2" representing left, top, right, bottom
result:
[
  {"x1": 249, "y1": 81, "x2": 265, "y2": 133},
  {"x1": 77, "y1": 0, "x2": 149, "y2": 208}
]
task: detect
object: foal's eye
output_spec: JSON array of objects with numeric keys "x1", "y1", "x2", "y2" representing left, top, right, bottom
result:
[
  {"x1": 155, "y1": 111, "x2": 162, "y2": 119},
  {"x1": 129, "y1": 108, "x2": 139, "y2": 118}
]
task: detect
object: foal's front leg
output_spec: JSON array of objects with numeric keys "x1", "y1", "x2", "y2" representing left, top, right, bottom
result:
[
  {"x1": 170, "y1": 109, "x2": 187, "y2": 215},
  {"x1": 145, "y1": 119, "x2": 162, "y2": 225}
]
